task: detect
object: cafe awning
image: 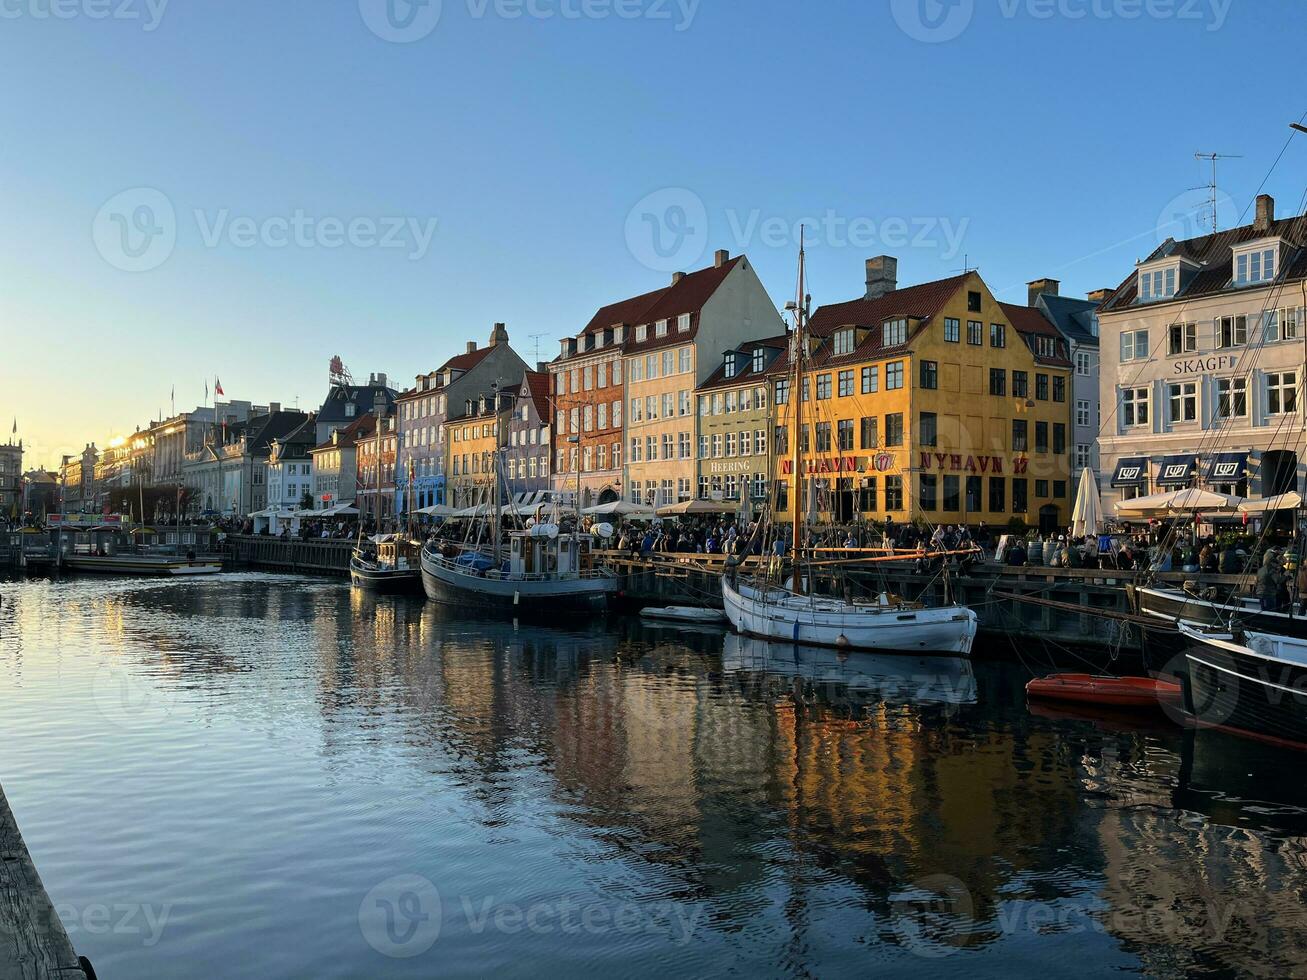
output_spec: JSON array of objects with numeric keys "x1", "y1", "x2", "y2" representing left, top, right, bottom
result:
[
  {"x1": 1237, "y1": 491, "x2": 1303, "y2": 514},
  {"x1": 1115, "y1": 487, "x2": 1240, "y2": 517},
  {"x1": 1205, "y1": 451, "x2": 1250, "y2": 482},
  {"x1": 1111, "y1": 456, "x2": 1149, "y2": 487},
  {"x1": 1154, "y1": 455, "x2": 1197, "y2": 487}
]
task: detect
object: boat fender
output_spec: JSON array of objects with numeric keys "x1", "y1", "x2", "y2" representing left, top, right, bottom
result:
[
  {"x1": 513, "y1": 590, "x2": 520, "y2": 605},
  {"x1": 836, "y1": 634, "x2": 851, "y2": 648}
]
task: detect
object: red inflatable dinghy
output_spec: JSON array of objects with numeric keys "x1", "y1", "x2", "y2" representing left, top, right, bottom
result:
[{"x1": 1025, "y1": 673, "x2": 1182, "y2": 709}]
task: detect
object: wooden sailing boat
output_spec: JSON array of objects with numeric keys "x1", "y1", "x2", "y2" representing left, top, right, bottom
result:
[{"x1": 721, "y1": 232, "x2": 978, "y2": 656}]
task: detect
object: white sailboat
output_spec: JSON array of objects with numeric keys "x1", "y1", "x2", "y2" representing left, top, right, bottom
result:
[{"x1": 721, "y1": 233, "x2": 978, "y2": 656}]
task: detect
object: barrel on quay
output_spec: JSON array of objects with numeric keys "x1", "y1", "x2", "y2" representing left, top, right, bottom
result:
[{"x1": 0, "y1": 783, "x2": 91, "y2": 979}]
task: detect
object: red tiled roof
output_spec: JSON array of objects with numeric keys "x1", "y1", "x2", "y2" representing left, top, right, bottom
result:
[
  {"x1": 439, "y1": 344, "x2": 496, "y2": 375},
  {"x1": 696, "y1": 333, "x2": 791, "y2": 391},
  {"x1": 1000, "y1": 303, "x2": 1073, "y2": 368},
  {"x1": 522, "y1": 370, "x2": 551, "y2": 420},
  {"x1": 311, "y1": 412, "x2": 374, "y2": 452},
  {"x1": 568, "y1": 256, "x2": 744, "y2": 358}
]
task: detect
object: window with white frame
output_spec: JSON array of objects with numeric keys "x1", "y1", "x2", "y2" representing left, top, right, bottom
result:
[
  {"x1": 1264, "y1": 307, "x2": 1303, "y2": 342},
  {"x1": 1217, "y1": 315, "x2": 1247, "y2": 349},
  {"x1": 882, "y1": 319, "x2": 907, "y2": 346},
  {"x1": 1122, "y1": 387, "x2": 1149, "y2": 427},
  {"x1": 1076, "y1": 399, "x2": 1091, "y2": 427},
  {"x1": 1167, "y1": 322, "x2": 1196, "y2": 355},
  {"x1": 678, "y1": 347, "x2": 691, "y2": 373},
  {"x1": 1215, "y1": 377, "x2": 1247, "y2": 419},
  {"x1": 1268, "y1": 372, "x2": 1298, "y2": 415},
  {"x1": 677, "y1": 313, "x2": 691, "y2": 333},
  {"x1": 635, "y1": 324, "x2": 647, "y2": 342},
  {"x1": 655, "y1": 319, "x2": 667, "y2": 337},
  {"x1": 833, "y1": 328, "x2": 855, "y2": 355},
  {"x1": 1235, "y1": 246, "x2": 1277, "y2": 286},
  {"x1": 1120, "y1": 329, "x2": 1149, "y2": 361},
  {"x1": 1167, "y1": 381, "x2": 1197, "y2": 423},
  {"x1": 1138, "y1": 265, "x2": 1176, "y2": 301}
]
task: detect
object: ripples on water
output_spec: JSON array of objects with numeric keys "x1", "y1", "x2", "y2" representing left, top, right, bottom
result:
[{"x1": 2, "y1": 574, "x2": 1307, "y2": 978}]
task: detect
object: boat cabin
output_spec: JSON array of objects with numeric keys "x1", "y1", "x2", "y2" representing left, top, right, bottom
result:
[{"x1": 507, "y1": 527, "x2": 596, "y2": 579}]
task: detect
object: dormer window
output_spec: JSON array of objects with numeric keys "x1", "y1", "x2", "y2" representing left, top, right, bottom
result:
[
  {"x1": 882, "y1": 319, "x2": 908, "y2": 346},
  {"x1": 635, "y1": 324, "x2": 648, "y2": 342},
  {"x1": 593, "y1": 333, "x2": 604, "y2": 349},
  {"x1": 655, "y1": 319, "x2": 668, "y2": 337},
  {"x1": 1233, "y1": 240, "x2": 1280, "y2": 286},
  {"x1": 1035, "y1": 336, "x2": 1056, "y2": 358},
  {"x1": 1139, "y1": 266, "x2": 1177, "y2": 302},
  {"x1": 723, "y1": 354, "x2": 738, "y2": 379},
  {"x1": 612, "y1": 324, "x2": 625, "y2": 343},
  {"x1": 752, "y1": 347, "x2": 766, "y2": 373},
  {"x1": 677, "y1": 313, "x2": 691, "y2": 333},
  {"x1": 833, "y1": 328, "x2": 856, "y2": 356}
]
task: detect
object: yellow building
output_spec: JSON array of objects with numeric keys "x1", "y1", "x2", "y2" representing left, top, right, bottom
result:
[
  {"x1": 446, "y1": 392, "x2": 512, "y2": 508},
  {"x1": 776, "y1": 260, "x2": 1073, "y2": 532}
]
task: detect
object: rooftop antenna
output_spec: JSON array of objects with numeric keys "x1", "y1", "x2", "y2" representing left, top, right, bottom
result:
[
  {"x1": 528, "y1": 332, "x2": 548, "y2": 365},
  {"x1": 1193, "y1": 151, "x2": 1243, "y2": 232},
  {"x1": 953, "y1": 254, "x2": 976, "y2": 275}
]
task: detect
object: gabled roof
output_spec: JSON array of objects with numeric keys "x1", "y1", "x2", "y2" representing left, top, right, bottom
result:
[
  {"x1": 311, "y1": 412, "x2": 373, "y2": 452},
  {"x1": 999, "y1": 303, "x2": 1073, "y2": 368},
  {"x1": 317, "y1": 381, "x2": 396, "y2": 424},
  {"x1": 696, "y1": 333, "x2": 790, "y2": 391},
  {"x1": 1036, "y1": 293, "x2": 1099, "y2": 347},
  {"x1": 1100, "y1": 212, "x2": 1307, "y2": 312},
  {"x1": 520, "y1": 370, "x2": 551, "y2": 421},
  {"x1": 438, "y1": 344, "x2": 496, "y2": 375},
  {"x1": 570, "y1": 256, "x2": 744, "y2": 357}
]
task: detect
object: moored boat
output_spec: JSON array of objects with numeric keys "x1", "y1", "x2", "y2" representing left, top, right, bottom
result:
[
  {"x1": 1177, "y1": 621, "x2": 1307, "y2": 749},
  {"x1": 639, "y1": 605, "x2": 729, "y2": 625},
  {"x1": 350, "y1": 535, "x2": 421, "y2": 594},
  {"x1": 421, "y1": 524, "x2": 619, "y2": 613},
  {"x1": 1025, "y1": 672, "x2": 1182, "y2": 709},
  {"x1": 722, "y1": 571, "x2": 977, "y2": 655},
  {"x1": 61, "y1": 553, "x2": 223, "y2": 576}
]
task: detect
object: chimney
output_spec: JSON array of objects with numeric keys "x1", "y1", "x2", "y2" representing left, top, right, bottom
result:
[
  {"x1": 1255, "y1": 194, "x2": 1275, "y2": 233},
  {"x1": 536, "y1": 361, "x2": 548, "y2": 374},
  {"x1": 466, "y1": 341, "x2": 477, "y2": 355},
  {"x1": 864, "y1": 255, "x2": 898, "y2": 300},
  {"x1": 714, "y1": 249, "x2": 730, "y2": 268},
  {"x1": 671, "y1": 271, "x2": 685, "y2": 285},
  {"x1": 1026, "y1": 278, "x2": 1059, "y2": 307},
  {"x1": 488, "y1": 322, "x2": 509, "y2": 346},
  {"x1": 1086, "y1": 287, "x2": 1114, "y2": 305},
  {"x1": 269, "y1": 402, "x2": 281, "y2": 414}
]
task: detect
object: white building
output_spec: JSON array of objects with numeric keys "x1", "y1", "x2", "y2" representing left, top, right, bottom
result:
[{"x1": 1098, "y1": 194, "x2": 1306, "y2": 510}]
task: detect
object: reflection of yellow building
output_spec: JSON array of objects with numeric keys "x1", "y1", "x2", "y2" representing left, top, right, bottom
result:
[{"x1": 776, "y1": 261, "x2": 1073, "y2": 531}]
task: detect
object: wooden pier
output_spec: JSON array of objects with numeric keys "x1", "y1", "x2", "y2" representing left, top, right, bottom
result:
[
  {"x1": 225, "y1": 535, "x2": 354, "y2": 576},
  {"x1": 0, "y1": 784, "x2": 88, "y2": 979}
]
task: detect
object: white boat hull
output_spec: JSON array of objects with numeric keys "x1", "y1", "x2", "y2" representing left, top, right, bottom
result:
[{"x1": 722, "y1": 574, "x2": 977, "y2": 656}]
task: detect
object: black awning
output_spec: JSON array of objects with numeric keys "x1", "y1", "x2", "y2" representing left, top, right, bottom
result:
[
  {"x1": 1111, "y1": 456, "x2": 1148, "y2": 487},
  {"x1": 1206, "y1": 452, "x2": 1249, "y2": 482},
  {"x1": 1155, "y1": 455, "x2": 1197, "y2": 487}
]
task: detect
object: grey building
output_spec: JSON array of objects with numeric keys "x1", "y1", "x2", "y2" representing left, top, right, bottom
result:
[
  {"x1": 315, "y1": 373, "x2": 397, "y2": 445},
  {"x1": 504, "y1": 369, "x2": 552, "y2": 498},
  {"x1": 183, "y1": 407, "x2": 312, "y2": 516},
  {"x1": 396, "y1": 322, "x2": 529, "y2": 512},
  {"x1": 1027, "y1": 279, "x2": 1106, "y2": 484},
  {"x1": 0, "y1": 439, "x2": 21, "y2": 517}
]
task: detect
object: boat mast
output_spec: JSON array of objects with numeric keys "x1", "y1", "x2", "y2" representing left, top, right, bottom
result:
[{"x1": 791, "y1": 228, "x2": 806, "y2": 594}]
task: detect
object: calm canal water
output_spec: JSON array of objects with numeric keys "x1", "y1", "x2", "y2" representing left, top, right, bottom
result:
[{"x1": 2, "y1": 573, "x2": 1307, "y2": 978}]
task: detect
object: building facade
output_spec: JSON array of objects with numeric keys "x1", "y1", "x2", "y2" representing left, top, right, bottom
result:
[
  {"x1": 1029, "y1": 279, "x2": 1107, "y2": 485},
  {"x1": 446, "y1": 392, "x2": 513, "y2": 508},
  {"x1": 776, "y1": 258, "x2": 1073, "y2": 531},
  {"x1": 58, "y1": 444, "x2": 99, "y2": 513},
  {"x1": 622, "y1": 250, "x2": 785, "y2": 507},
  {"x1": 357, "y1": 414, "x2": 398, "y2": 524},
  {"x1": 265, "y1": 416, "x2": 318, "y2": 512},
  {"x1": 694, "y1": 336, "x2": 785, "y2": 506},
  {"x1": 309, "y1": 416, "x2": 365, "y2": 513},
  {"x1": 315, "y1": 372, "x2": 396, "y2": 445},
  {"x1": 182, "y1": 407, "x2": 309, "y2": 516},
  {"x1": 0, "y1": 440, "x2": 21, "y2": 517},
  {"x1": 551, "y1": 311, "x2": 630, "y2": 508},
  {"x1": 397, "y1": 323, "x2": 529, "y2": 512},
  {"x1": 1098, "y1": 194, "x2": 1307, "y2": 509},
  {"x1": 505, "y1": 370, "x2": 552, "y2": 498}
]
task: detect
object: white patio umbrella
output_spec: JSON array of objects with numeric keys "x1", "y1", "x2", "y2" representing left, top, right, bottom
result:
[
  {"x1": 1237, "y1": 491, "x2": 1303, "y2": 513},
  {"x1": 582, "y1": 500, "x2": 658, "y2": 518},
  {"x1": 415, "y1": 504, "x2": 458, "y2": 518},
  {"x1": 1070, "y1": 468, "x2": 1103, "y2": 538},
  {"x1": 1115, "y1": 487, "x2": 1240, "y2": 518}
]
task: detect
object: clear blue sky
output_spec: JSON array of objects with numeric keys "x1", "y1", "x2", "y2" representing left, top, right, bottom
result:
[{"x1": 4, "y1": 0, "x2": 1306, "y2": 468}]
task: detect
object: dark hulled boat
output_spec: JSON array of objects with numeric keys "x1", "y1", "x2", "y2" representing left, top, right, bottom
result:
[
  {"x1": 1176, "y1": 622, "x2": 1307, "y2": 750},
  {"x1": 350, "y1": 535, "x2": 421, "y2": 594}
]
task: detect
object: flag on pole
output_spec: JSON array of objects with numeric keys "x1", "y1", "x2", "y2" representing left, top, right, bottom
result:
[
  {"x1": 205, "y1": 379, "x2": 209, "y2": 402},
  {"x1": 10, "y1": 417, "x2": 15, "y2": 436},
  {"x1": 215, "y1": 377, "x2": 225, "y2": 396}
]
